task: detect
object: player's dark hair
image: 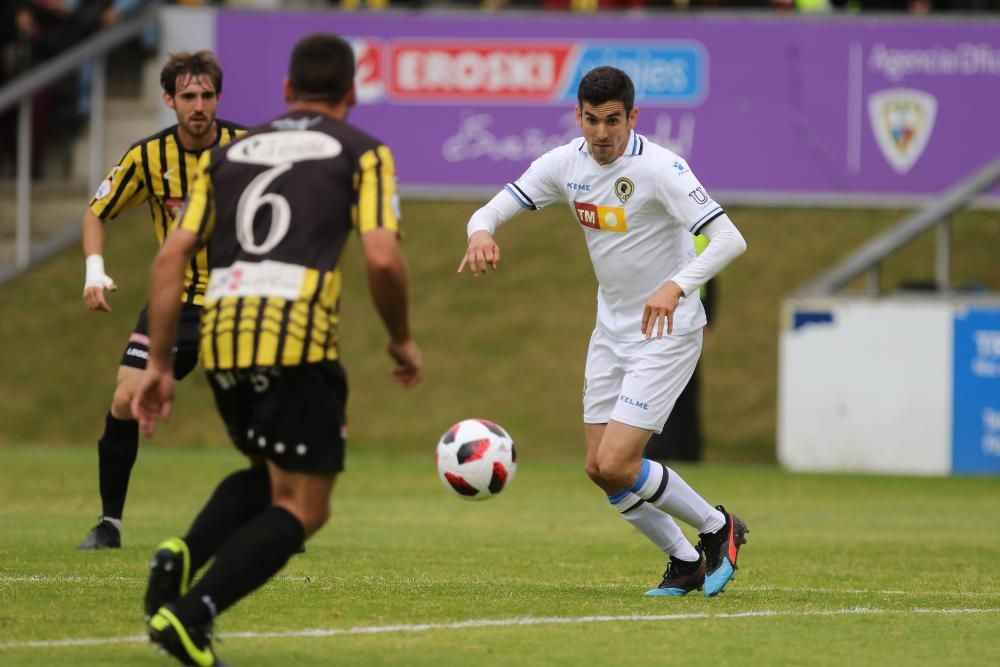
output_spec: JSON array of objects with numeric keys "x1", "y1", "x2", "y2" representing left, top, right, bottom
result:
[
  {"x1": 160, "y1": 50, "x2": 223, "y2": 97},
  {"x1": 288, "y1": 33, "x2": 356, "y2": 106},
  {"x1": 577, "y1": 66, "x2": 634, "y2": 115}
]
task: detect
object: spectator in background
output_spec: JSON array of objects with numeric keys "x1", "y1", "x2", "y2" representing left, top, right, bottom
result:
[
  {"x1": 1, "y1": 3, "x2": 33, "y2": 84},
  {"x1": 0, "y1": 1, "x2": 156, "y2": 178}
]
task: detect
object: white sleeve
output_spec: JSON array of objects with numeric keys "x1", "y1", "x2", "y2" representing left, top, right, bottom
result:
[
  {"x1": 467, "y1": 189, "x2": 526, "y2": 239},
  {"x1": 668, "y1": 214, "x2": 747, "y2": 297},
  {"x1": 507, "y1": 148, "x2": 564, "y2": 211},
  {"x1": 657, "y1": 157, "x2": 724, "y2": 234},
  {"x1": 467, "y1": 147, "x2": 565, "y2": 239}
]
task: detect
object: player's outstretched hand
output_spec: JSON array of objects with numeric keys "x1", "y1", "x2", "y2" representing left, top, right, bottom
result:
[
  {"x1": 83, "y1": 275, "x2": 117, "y2": 312},
  {"x1": 458, "y1": 230, "x2": 500, "y2": 276},
  {"x1": 642, "y1": 281, "x2": 685, "y2": 338},
  {"x1": 131, "y1": 364, "x2": 176, "y2": 437},
  {"x1": 388, "y1": 338, "x2": 423, "y2": 388}
]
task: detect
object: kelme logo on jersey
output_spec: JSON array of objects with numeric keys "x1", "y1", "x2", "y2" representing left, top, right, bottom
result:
[
  {"x1": 614, "y1": 177, "x2": 634, "y2": 204},
  {"x1": 574, "y1": 202, "x2": 628, "y2": 233},
  {"x1": 868, "y1": 88, "x2": 937, "y2": 174},
  {"x1": 559, "y1": 42, "x2": 707, "y2": 105}
]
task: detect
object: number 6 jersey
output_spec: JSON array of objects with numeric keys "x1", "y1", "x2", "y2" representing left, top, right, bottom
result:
[{"x1": 177, "y1": 112, "x2": 400, "y2": 370}]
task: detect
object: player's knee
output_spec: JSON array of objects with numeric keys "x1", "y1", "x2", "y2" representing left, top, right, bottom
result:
[
  {"x1": 299, "y1": 504, "x2": 330, "y2": 536},
  {"x1": 584, "y1": 461, "x2": 604, "y2": 485},
  {"x1": 276, "y1": 499, "x2": 329, "y2": 536},
  {"x1": 593, "y1": 455, "x2": 635, "y2": 490}
]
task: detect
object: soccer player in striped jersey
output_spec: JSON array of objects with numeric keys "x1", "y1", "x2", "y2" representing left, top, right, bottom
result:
[
  {"x1": 132, "y1": 34, "x2": 421, "y2": 665},
  {"x1": 78, "y1": 51, "x2": 246, "y2": 550},
  {"x1": 459, "y1": 66, "x2": 749, "y2": 598}
]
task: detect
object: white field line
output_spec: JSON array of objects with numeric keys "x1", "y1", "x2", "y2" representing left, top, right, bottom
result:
[
  {"x1": 0, "y1": 607, "x2": 998, "y2": 651},
  {"x1": 3, "y1": 575, "x2": 998, "y2": 599}
]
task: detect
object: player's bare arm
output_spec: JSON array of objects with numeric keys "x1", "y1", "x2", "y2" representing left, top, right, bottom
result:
[
  {"x1": 81, "y1": 210, "x2": 117, "y2": 312},
  {"x1": 458, "y1": 229, "x2": 501, "y2": 276},
  {"x1": 361, "y1": 227, "x2": 423, "y2": 388},
  {"x1": 131, "y1": 228, "x2": 199, "y2": 436},
  {"x1": 642, "y1": 280, "x2": 685, "y2": 338}
]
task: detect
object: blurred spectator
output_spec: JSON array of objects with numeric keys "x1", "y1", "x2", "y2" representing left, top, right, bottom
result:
[
  {"x1": 1, "y1": 3, "x2": 33, "y2": 84},
  {"x1": 75, "y1": 1, "x2": 158, "y2": 117},
  {"x1": 0, "y1": 1, "x2": 156, "y2": 179}
]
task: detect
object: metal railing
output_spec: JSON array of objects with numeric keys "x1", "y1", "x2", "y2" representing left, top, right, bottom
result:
[
  {"x1": 0, "y1": 6, "x2": 158, "y2": 281},
  {"x1": 794, "y1": 156, "x2": 1000, "y2": 298}
]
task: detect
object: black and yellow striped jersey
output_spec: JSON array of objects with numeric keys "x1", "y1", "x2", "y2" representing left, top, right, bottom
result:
[
  {"x1": 178, "y1": 111, "x2": 401, "y2": 370},
  {"x1": 89, "y1": 120, "x2": 246, "y2": 305}
]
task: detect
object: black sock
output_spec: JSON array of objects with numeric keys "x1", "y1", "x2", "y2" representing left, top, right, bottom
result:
[
  {"x1": 97, "y1": 412, "x2": 139, "y2": 519},
  {"x1": 173, "y1": 506, "x2": 305, "y2": 627},
  {"x1": 184, "y1": 466, "x2": 271, "y2": 573}
]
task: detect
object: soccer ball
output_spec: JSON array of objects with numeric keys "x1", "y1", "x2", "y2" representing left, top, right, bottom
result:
[{"x1": 436, "y1": 418, "x2": 517, "y2": 501}]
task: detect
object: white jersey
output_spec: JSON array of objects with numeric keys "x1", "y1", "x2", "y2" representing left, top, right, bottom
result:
[{"x1": 506, "y1": 130, "x2": 723, "y2": 341}]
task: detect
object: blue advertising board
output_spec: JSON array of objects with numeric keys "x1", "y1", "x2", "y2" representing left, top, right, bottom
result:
[{"x1": 952, "y1": 307, "x2": 1000, "y2": 473}]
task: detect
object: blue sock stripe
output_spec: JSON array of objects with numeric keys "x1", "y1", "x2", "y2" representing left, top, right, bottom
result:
[
  {"x1": 607, "y1": 490, "x2": 631, "y2": 504},
  {"x1": 628, "y1": 459, "x2": 652, "y2": 494}
]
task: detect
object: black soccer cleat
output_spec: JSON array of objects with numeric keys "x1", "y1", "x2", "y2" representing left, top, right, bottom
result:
[
  {"x1": 644, "y1": 548, "x2": 705, "y2": 597},
  {"x1": 78, "y1": 519, "x2": 121, "y2": 550},
  {"x1": 699, "y1": 505, "x2": 749, "y2": 597},
  {"x1": 148, "y1": 606, "x2": 227, "y2": 667},
  {"x1": 144, "y1": 538, "x2": 192, "y2": 621}
]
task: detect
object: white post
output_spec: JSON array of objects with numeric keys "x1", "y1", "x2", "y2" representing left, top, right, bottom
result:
[
  {"x1": 16, "y1": 97, "x2": 32, "y2": 269},
  {"x1": 89, "y1": 55, "x2": 107, "y2": 190}
]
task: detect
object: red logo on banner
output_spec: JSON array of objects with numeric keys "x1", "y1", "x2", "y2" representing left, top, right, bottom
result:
[
  {"x1": 351, "y1": 38, "x2": 385, "y2": 103},
  {"x1": 389, "y1": 41, "x2": 574, "y2": 101}
]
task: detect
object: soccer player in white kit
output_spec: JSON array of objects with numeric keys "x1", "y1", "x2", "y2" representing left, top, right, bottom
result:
[{"x1": 459, "y1": 67, "x2": 749, "y2": 597}]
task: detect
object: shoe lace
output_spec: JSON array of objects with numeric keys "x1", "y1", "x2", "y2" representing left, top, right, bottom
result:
[{"x1": 660, "y1": 560, "x2": 679, "y2": 584}]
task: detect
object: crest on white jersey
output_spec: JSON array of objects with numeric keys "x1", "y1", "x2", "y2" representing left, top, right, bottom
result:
[
  {"x1": 614, "y1": 177, "x2": 634, "y2": 204},
  {"x1": 867, "y1": 88, "x2": 937, "y2": 174}
]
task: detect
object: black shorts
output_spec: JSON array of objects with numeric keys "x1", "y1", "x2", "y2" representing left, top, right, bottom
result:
[
  {"x1": 207, "y1": 362, "x2": 348, "y2": 474},
  {"x1": 120, "y1": 303, "x2": 201, "y2": 380}
]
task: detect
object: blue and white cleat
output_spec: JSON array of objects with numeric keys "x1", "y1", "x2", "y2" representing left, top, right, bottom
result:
[
  {"x1": 699, "y1": 506, "x2": 749, "y2": 597},
  {"x1": 644, "y1": 550, "x2": 705, "y2": 597}
]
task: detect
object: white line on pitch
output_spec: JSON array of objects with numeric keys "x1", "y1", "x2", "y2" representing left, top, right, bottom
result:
[
  {"x1": 3, "y1": 576, "x2": 998, "y2": 600},
  {"x1": 1, "y1": 607, "x2": 998, "y2": 651}
]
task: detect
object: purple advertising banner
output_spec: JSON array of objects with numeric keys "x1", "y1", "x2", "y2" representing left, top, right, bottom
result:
[{"x1": 216, "y1": 11, "x2": 1000, "y2": 201}]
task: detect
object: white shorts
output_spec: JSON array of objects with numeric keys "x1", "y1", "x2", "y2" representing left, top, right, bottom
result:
[{"x1": 582, "y1": 327, "x2": 703, "y2": 433}]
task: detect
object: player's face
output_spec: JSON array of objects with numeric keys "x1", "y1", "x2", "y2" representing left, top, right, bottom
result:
[
  {"x1": 576, "y1": 100, "x2": 638, "y2": 166},
  {"x1": 165, "y1": 74, "x2": 219, "y2": 139}
]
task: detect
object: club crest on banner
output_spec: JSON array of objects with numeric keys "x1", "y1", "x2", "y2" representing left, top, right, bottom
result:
[{"x1": 867, "y1": 88, "x2": 937, "y2": 175}]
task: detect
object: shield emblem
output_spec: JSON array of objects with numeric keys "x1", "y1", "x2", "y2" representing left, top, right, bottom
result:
[{"x1": 868, "y1": 88, "x2": 937, "y2": 175}]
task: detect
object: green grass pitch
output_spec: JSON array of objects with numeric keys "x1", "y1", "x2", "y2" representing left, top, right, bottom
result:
[
  {"x1": 1, "y1": 445, "x2": 998, "y2": 666},
  {"x1": 1, "y1": 201, "x2": 998, "y2": 664}
]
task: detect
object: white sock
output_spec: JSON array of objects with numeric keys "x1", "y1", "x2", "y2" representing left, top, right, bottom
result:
[
  {"x1": 629, "y1": 459, "x2": 724, "y2": 534},
  {"x1": 101, "y1": 516, "x2": 122, "y2": 530},
  {"x1": 607, "y1": 490, "x2": 700, "y2": 561}
]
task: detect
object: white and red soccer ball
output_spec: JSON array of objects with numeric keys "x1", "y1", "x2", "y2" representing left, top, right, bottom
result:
[{"x1": 436, "y1": 419, "x2": 516, "y2": 501}]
